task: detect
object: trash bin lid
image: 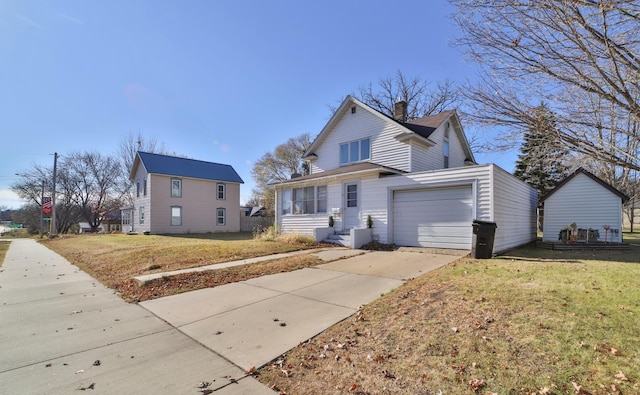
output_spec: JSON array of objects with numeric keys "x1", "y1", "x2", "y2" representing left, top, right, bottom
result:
[{"x1": 472, "y1": 219, "x2": 497, "y2": 228}]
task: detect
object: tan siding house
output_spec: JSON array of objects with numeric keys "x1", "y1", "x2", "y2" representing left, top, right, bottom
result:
[{"x1": 122, "y1": 152, "x2": 243, "y2": 234}]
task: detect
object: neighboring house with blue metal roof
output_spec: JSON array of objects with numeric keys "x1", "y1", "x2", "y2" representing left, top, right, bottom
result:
[{"x1": 122, "y1": 151, "x2": 244, "y2": 234}]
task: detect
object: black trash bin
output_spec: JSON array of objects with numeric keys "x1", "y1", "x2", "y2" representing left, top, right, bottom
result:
[{"x1": 471, "y1": 220, "x2": 497, "y2": 259}]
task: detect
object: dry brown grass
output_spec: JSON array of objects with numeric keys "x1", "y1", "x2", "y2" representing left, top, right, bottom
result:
[
  {"x1": 42, "y1": 232, "x2": 329, "y2": 302},
  {"x1": 257, "y1": 246, "x2": 640, "y2": 395},
  {"x1": 0, "y1": 240, "x2": 10, "y2": 266}
]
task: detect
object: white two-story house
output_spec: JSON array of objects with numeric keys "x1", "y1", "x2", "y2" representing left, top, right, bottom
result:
[
  {"x1": 123, "y1": 151, "x2": 243, "y2": 234},
  {"x1": 273, "y1": 95, "x2": 537, "y2": 254}
]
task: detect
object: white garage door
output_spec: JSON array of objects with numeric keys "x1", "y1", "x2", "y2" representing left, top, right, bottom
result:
[{"x1": 393, "y1": 186, "x2": 473, "y2": 249}]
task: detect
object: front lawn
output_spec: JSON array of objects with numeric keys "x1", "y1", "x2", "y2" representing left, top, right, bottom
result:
[
  {"x1": 257, "y1": 243, "x2": 640, "y2": 394},
  {"x1": 42, "y1": 232, "x2": 328, "y2": 302}
]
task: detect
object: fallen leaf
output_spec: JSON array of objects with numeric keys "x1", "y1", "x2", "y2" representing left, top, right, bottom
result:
[
  {"x1": 469, "y1": 378, "x2": 485, "y2": 392},
  {"x1": 196, "y1": 381, "x2": 211, "y2": 388},
  {"x1": 609, "y1": 347, "x2": 618, "y2": 355},
  {"x1": 382, "y1": 370, "x2": 396, "y2": 379},
  {"x1": 349, "y1": 383, "x2": 358, "y2": 392},
  {"x1": 614, "y1": 371, "x2": 628, "y2": 381},
  {"x1": 93, "y1": 360, "x2": 101, "y2": 366},
  {"x1": 45, "y1": 363, "x2": 52, "y2": 368},
  {"x1": 247, "y1": 366, "x2": 256, "y2": 375},
  {"x1": 539, "y1": 387, "x2": 550, "y2": 394}
]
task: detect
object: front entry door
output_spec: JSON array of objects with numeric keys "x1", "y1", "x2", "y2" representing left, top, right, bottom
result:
[{"x1": 343, "y1": 182, "x2": 360, "y2": 229}]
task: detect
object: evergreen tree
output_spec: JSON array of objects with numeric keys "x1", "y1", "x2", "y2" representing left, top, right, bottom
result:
[{"x1": 514, "y1": 103, "x2": 571, "y2": 201}]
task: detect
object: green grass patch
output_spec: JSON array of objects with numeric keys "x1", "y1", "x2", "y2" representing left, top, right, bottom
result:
[{"x1": 258, "y1": 246, "x2": 640, "y2": 394}]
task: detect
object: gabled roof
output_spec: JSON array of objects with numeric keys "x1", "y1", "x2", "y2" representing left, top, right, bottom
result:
[
  {"x1": 304, "y1": 95, "x2": 475, "y2": 164},
  {"x1": 131, "y1": 151, "x2": 244, "y2": 183},
  {"x1": 272, "y1": 162, "x2": 405, "y2": 186},
  {"x1": 540, "y1": 167, "x2": 629, "y2": 203}
]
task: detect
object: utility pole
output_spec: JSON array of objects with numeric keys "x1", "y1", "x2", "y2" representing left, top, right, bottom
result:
[
  {"x1": 50, "y1": 152, "x2": 58, "y2": 235},
  {"x1": 40, "y1": 180, "x2": 44, "y2": 238}
]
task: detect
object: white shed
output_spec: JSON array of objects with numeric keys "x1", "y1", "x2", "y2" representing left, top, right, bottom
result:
[{"x1": 541, "y1": 168, "x2": 629, "y2": 243}]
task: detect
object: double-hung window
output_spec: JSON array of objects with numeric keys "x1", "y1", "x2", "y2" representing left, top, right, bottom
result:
[
  {"x1": 216, "y1": 208, "x2": 226, "y2": 226},
  {"x1": 340, "y1": 138, "x2": 370, "y2": 165},
  {"x1": 171, "y1": 178, "x2": 182, "y2": 197},
  {"x1": 139, "y1": 206, "x2": 145, "y2": 224},
  {"x1": 171, "y1": 206, "x2": 182, "y2": 226},
  {"x1": 217, "y1": 183, "x2": 226, "y2": 200},
  {"x1": 143, "y1": 178, "x2": 147, "y2": 196},
  {"x1": 282, "y1": 185, "x2": 327, "y2": 215}
]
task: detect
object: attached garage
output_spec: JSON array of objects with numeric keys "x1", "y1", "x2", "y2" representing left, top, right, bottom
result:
[{"x1": 392, "y1": 185, "x2": 473, "y2": 249}]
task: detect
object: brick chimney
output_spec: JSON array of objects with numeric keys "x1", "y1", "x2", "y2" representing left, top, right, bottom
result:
[{"x1": 394, "y1": 100, "x2": 407, "y2": 122}]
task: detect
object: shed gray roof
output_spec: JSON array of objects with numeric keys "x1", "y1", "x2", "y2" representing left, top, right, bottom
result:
[{"x1": 133, "y1": 151, "x2": 244, "y2": 183}]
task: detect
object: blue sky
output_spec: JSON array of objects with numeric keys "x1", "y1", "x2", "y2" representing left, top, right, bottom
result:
[{"x1": 0, "y1": 0, "x2": 515, "y2": 209}]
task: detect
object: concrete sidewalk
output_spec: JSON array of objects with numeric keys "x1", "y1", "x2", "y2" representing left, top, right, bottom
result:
[
  {"x1": 0, "y1": 239, "x2": 271, "y2": 394},
  {"x1": 140, "y1": 249, "x2": 462, "y2": 371}
]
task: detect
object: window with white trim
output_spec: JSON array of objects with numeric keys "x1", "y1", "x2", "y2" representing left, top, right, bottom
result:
[
  {"x1": 136, "y1": 179, "x2": 140, "y2": 197},
  {"x1": 282, "y1": 185, "x2": 327, "y2": 215},
  {"x1": 171, "y1": 206, "x2": 182, "y2": 226},
  {"x1": 143, "y1": 177, "x2": 147, "y2": 196},
  {"x1": 340, "y1": 138, "x2": 370, "y2": 165},
  {"x1": 217, "y1": 183, "x2": 226, "y2": 200},
  {"x1": 216, "y1": 208, "x2": 226, "y2": 226},
  {"x1": 171, "y1": 178, "x2": 182, "y2": 197}
]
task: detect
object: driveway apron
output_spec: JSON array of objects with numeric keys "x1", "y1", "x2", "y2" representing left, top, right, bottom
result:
[{"x1": 0, "y1": 239, "x2": 270, "y2": 395}]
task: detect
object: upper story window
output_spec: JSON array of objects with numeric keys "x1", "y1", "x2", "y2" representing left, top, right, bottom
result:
[
  {"x1": 136, "y1": 179, "x2": 140, "y2": 197},
  {"x1": 171, "y1": 178, "x2": 182, "y2": 197},
  {"x1": 143, "y1": 177, "x2": 147, "y2": 196},
  {"x1": 217, "y1": 183, "x2": 226, "y2": 200},
  {"x1": 340, "y1": 137, "x2": 370, "y2": 165}
]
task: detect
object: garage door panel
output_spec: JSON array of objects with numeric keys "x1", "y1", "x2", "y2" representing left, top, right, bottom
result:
[{"x1": 393, "y1": 186, "x2": 472, "y2": 249}]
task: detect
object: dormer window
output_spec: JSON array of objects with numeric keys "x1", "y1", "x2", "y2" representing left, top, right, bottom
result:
[{"x1": 339, "y1": 138, "x2": 370, "y2": 165}]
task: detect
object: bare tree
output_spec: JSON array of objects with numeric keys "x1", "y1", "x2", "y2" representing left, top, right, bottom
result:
[
  {"x1": 329, "y1": 71, "x2": 461, "y2": 120},
  {"x1": 351, "y1": 71, "x2": 461, "y2": 120},
  {"x1": 117, "y1": 131, "x2": 167, "y2": 206},
  {"x1": 12, "y1": 163, "x2": 80, "y2": 234},
  {"x1": 63, "y1": 151, "x2": 123, "y2": 232},
  {"x1": 251, "y1": 133, "x2": 312, "y2": 215},
  {"x1": 451, "y1": 0, "x2": 640, "y2": 170}
]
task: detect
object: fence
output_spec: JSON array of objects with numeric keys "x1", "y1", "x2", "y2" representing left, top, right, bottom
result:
[{"x1": 240, "y1": 216, "x2": 274, "y2": 232}]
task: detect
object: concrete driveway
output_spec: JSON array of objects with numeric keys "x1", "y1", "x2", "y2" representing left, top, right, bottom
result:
[{"x1": 140, "y1": 249, "x2": 462, "y2": 371}]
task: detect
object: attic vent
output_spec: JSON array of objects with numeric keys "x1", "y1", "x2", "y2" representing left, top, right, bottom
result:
[{"x1": 351, "y1": 106, "x2": 356, "y2": 114}]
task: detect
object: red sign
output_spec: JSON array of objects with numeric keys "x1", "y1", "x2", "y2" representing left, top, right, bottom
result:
[{"x1": 42, "y1": 197, "x2": 52, "y2": 215}]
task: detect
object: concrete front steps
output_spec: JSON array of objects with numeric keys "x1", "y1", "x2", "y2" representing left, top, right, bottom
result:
[{"x1": 324, "y1": 232, "x2": 351, "y2": 247}]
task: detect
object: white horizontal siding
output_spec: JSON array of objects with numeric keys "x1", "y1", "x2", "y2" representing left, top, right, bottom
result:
[
  {"x1": 543, "y1": 174, "x2": 623, "y2": 242},
  {"x1": 310, "y1": 105, "x2": 410, "y2": 174},
  {"x1": 363, "y1": 165, "x2": 494, "y2": 246},
  {"x1": 491, "y1": 166, "x2": 538, "y2": 252},
  {"x1": 275, "y1": 164, "x2": 536, "y2": 252}
]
